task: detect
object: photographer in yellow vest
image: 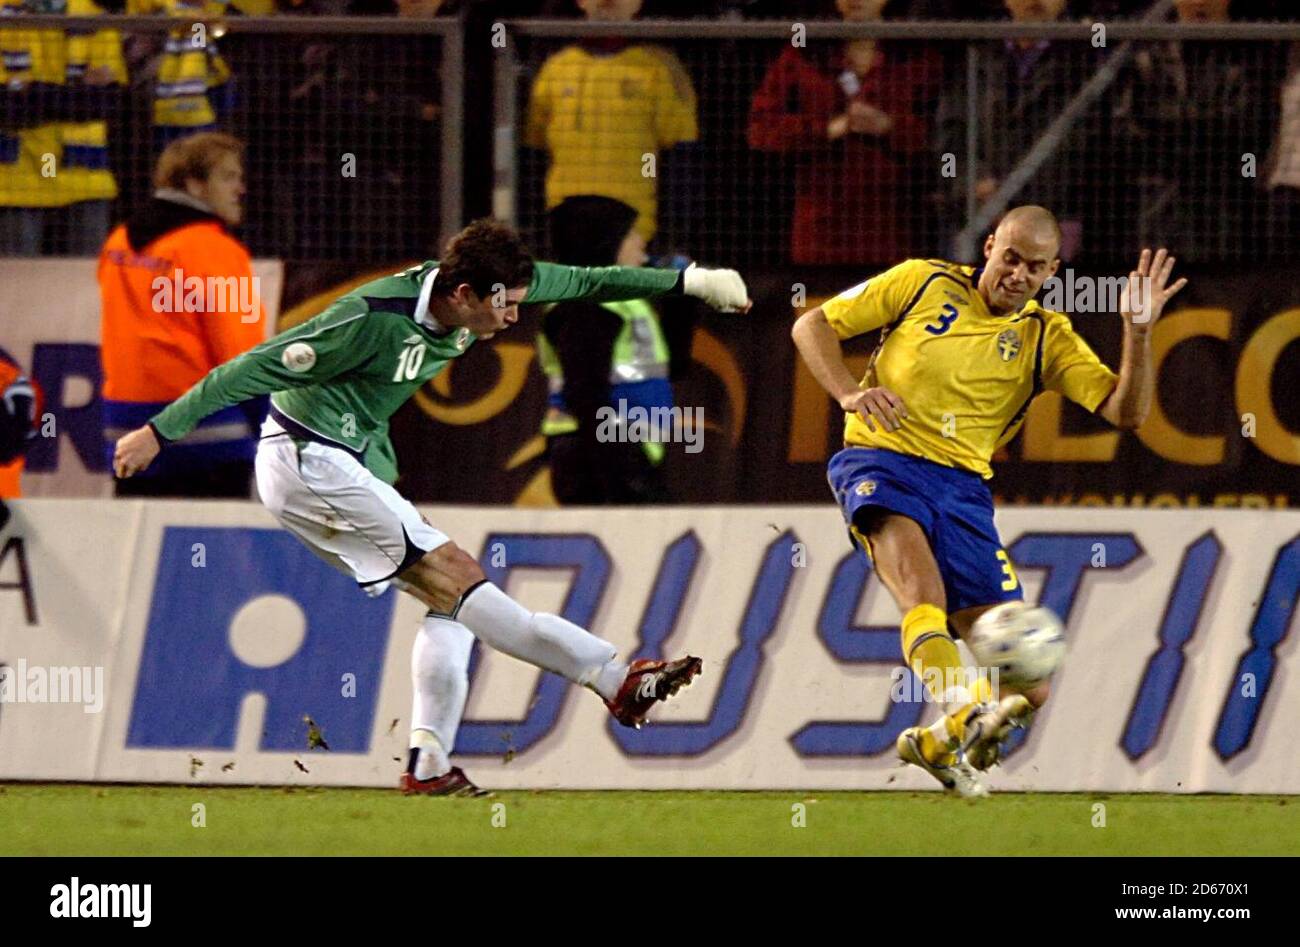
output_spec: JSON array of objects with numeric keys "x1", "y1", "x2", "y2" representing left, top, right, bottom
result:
[{"x1": 537, "y1": 195, "x2": 690, "y2": 505}]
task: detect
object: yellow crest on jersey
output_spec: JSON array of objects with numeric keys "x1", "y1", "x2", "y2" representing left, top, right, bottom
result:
[
  {"x1": 855, "y1": 479, "x2": 877, "y2": 497},
  {"x1": 997, "y1": 329, "x2": 1022, "y2": 362}
]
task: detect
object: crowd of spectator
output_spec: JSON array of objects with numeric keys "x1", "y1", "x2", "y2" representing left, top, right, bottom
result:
[
  {"x1": 0, "y1": 0, "x2": 1296, "y2": 265},
  {"x1": 517, "y1": 0, "x2": 1295, "y2": 265}
]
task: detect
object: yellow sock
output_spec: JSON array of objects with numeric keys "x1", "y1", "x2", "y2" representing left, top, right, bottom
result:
[
  {"x1": 916, "y1": 720, "x2": 954, "y2": 764},
  {"x1": 902, "y1": 604, "x2": 968, "y2": 763},
  {"x1": 939, "y1": 666, "x2": 998, "y2": 749},
  {"x1": 901, "y1": 603, "x2": 963, "y2": 703},
  {"x1": 942, "y1": 703, "x2": 980, "y2": 745},
  {"x1": 900, "y1": 606, "x2": 1007, "y2": 759}
]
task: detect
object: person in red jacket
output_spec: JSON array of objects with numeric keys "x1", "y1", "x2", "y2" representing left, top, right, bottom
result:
[
  {"x1": 747, "y1": 0, "x2": 940, "y2": 266},
  {"x1": 98, "y1": 131, "x2": 267, "y2": 498}
]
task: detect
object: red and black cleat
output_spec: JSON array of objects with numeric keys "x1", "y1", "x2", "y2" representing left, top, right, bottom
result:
[
  {"x1": 399, "y1": 767, "x2": 492, "y2": 798},
  {"x1": 604, "y1": 656, "x2": 703, "y2": 729}
]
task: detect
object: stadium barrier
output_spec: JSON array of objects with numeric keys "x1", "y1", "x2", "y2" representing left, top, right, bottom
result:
[{"x1": 2, "y1": 499, "x2": 1297, "y2": 792}]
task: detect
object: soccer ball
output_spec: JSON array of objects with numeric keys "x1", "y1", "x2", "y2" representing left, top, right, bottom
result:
[{"x1": 966, "y1": 601, "x2": 1066, "y2": 688}]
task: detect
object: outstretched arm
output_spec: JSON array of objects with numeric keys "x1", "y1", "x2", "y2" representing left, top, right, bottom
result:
[
  {"x1": 1097, "y1": 248, "x2": 1187, "y2": 430},
  {"x1": 526, "y1": 261, "x2": 750, "y2": 312},
  {"x1": 114, "y1": 305, "x2": 376, "y2": 478}
]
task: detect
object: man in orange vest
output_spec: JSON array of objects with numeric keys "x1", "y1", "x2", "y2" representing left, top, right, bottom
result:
[{"x1": 98, "y1": 131, "x2": 266, "y2": 497}]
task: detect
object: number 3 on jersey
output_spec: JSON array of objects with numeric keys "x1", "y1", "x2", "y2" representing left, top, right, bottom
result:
[
  {"x1": 924, "y1": 302, "x2": 960, "y2": 336},
  {"x1": 996, "y1": 549, "x2": 1019, "y2": 591},
  {"x1": 394, "y1": 343, "x2": 426, "y2": 381}
]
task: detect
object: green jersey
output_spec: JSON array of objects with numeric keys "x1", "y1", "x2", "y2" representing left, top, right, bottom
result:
[{"x1": 150, "y1": 260, "x2": 682, "y2": 484}]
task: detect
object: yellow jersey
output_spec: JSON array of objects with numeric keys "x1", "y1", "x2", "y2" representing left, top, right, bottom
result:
[
  {"x1": 822, "y1": 258, "x2": 1118, "y2": 479},
  {"x1": 0, "y1": 0, "x2": 124, "y2": 207},
  {"x1": 127, "y1": 0, "x2": 233, "y2": 130},
  {"x1": 524, "y1": 43, "x2": 697, "y2": 241}
]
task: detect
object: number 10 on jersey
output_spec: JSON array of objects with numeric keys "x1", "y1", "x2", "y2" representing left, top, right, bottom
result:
[{"x1": 394, "y1": 343, "x2": 426, "y2": 382}]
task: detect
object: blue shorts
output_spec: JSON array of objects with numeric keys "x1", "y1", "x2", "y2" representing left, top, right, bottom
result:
[{"x1": 826, "y1": 447, "x2": 1023, "y2": 615}]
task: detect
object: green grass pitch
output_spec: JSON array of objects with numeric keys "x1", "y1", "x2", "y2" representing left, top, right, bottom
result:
[{"x1": 2, "y1": 784, "x2": 1296, "y2": 856}]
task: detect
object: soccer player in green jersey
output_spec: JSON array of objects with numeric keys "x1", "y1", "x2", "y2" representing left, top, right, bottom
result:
[{"x1": 114, "y1": 219, "x2": 751, "y2": 796}]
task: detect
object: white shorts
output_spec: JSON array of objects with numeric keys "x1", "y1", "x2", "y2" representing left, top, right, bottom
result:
[{"x1": 254, "y1": 416, "x2": 448, "y2": 587}]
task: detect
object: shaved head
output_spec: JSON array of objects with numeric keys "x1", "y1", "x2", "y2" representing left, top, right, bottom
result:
[
  {"x1": 996, "y1": 205, "x2": 1063, "y2": 253},
  {"x1": 977, "y1": 205, "x2": 1063, "y2": 314}
]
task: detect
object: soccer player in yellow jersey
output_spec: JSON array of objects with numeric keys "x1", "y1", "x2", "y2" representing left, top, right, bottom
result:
[{"x1": 792, "y1": 206, "x2": 1187, "y2": 796}]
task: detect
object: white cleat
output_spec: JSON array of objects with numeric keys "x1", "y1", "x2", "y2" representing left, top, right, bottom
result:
[
  {"x1": 949, "y1": 757, "x2": 990, "y2": 798},
  {"x1": 963, "y1": 695, "x2": 1034, "y2": 771},
  {"x1": 897, "y1": 727, "x2": 989, "y2": 798}
]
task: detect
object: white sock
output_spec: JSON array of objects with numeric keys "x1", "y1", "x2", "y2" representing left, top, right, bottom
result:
[
  {"x1": 456, "y1": 582, "x2": 618, "y2": 687},
  {"x1": 411, "y1": 729, "x2": 449, "y2": 780},
  {"x1": 409, "y1": 613, "x2": 475, "y2": 778},
  {"x1": 592, "y1": 660, "x2": 629, "y2": 702}
]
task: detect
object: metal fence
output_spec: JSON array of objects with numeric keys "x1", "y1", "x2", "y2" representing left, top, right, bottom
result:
[
  {"x1": 0, "y1": 13, "x2": 461, "y2": 262},
  {"x1": 498, "y1": 19, "x2": 1300, "y2": 268},
  {"x1": 3, "y1": 13, "x2": 1299, "y2": 267}
]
